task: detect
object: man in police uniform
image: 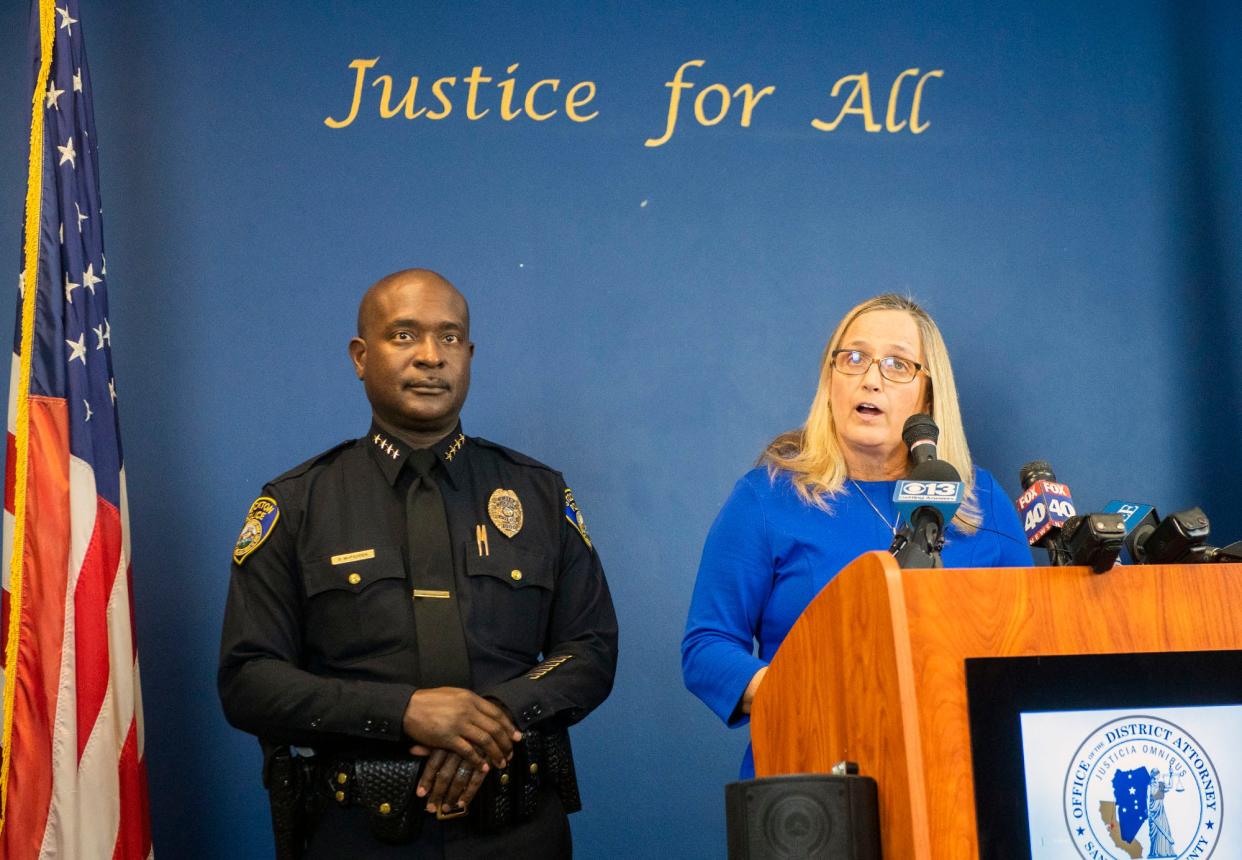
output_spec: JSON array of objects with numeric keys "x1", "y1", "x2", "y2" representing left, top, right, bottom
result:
[{"x1": 219, "y1": 269, "x2": 618, "y2": 858}]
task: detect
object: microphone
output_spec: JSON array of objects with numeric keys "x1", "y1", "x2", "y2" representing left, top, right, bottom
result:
[
  {"x1": 889, "y1": 415, "x2": 964, "y2": 569},
  {"x1": 1016, "y1": 461, "x2": 1077, "y2": 565},
  {"x1": 1103, "y1": 501, "x2": 1239, "y2": 564},
  {"x1": 1101, "y1": 500, "x2": 1159, "y2": 564},
  {"x1": 1136, "y1": 507, "x2": 1211, "y2": 564},
  {"x1": 1059, "y1": 513, "x2": 1126, "y2": 572},
  {"x1": 902, "y1": 413, "x2": 939, "y2": 467},
  {"x1": 892, "y1": 461, "x2": 965, "y2": 526},
  {"x1": 1203, "y1": 541, "x2": 1242, "y2": 563}
]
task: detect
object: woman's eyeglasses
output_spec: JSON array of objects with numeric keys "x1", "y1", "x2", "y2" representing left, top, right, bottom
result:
[{"x1": 830, "y1": 349, "x2": 926, "y2": 384}]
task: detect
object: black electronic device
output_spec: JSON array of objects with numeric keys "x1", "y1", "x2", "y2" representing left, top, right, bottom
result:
[
  {"x1": 1059, "y1": 513, "x2": 1125, "y2": 572},
  {"x1": 725, "y1": 774, "x2": 881, "y2": 860},
  {"x1": 1143, "y1": 507, "x2": 1211, "y2": 563},
  {"x1": 1203, "y1": 540, "x2": 1242, "y2": 563}
]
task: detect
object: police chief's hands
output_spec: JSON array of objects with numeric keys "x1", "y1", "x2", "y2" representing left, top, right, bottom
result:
[
  {"x1": 402, "y1": 687, "x2": 522, "y2": 770},
  {"x1": 415, "y1": 748, "x2": 487, "y2": 814}
]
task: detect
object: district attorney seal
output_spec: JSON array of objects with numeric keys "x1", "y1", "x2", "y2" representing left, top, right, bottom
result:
[{"x1": 1062, "y1": 715, "x2": 1221, "y2": 859}]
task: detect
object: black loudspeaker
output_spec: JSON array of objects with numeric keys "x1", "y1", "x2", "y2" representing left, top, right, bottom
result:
[{"x1": 725, "y1": 774, "x2": 881, "y2": 860}]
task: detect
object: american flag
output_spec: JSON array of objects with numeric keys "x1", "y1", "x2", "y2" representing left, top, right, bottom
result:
[{"x1": 0, "y1": 1, "x2": 153, "y2": 856}]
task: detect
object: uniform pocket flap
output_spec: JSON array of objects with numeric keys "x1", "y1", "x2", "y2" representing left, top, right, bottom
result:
[
  {"x1": 302, "y1": 546, "x2": 405, "y2": 598},
  {"x1": 465, "y1": 541, "x2": 553, "y2": 590}
]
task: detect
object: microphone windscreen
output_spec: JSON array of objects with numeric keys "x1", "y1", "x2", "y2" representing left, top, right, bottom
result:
[
  {"x1": 1019, "y1": 460, "x2": 1057, "y2": 490},
  {"x1": 902, "y1": 413, "x2": 939, "y2": 449}
]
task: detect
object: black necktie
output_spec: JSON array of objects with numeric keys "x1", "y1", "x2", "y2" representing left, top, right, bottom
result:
[{"x1": 407, "y1": 449, "x2": 471, "y2": 688}]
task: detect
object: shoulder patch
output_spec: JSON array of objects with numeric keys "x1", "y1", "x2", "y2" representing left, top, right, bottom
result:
[
  {"x1": 563, "y1": 488, "x2": 592, "y2": 549},
  {"x1": 233, "y1": 496, "x2": 280, "y2": 565}
]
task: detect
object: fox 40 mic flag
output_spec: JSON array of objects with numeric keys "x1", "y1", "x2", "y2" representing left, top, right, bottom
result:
[{"x1": 1, "y1": 1, "x2": 153, "y2": 857}]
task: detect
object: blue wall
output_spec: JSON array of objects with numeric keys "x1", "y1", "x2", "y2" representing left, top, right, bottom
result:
[{"x1": 1, "y1": 2, "x2": 1239, "y2": 856}]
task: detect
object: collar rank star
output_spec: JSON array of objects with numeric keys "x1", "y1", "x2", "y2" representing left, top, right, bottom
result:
[
  {"x1": 233, "y1": 496, "x2": 279, "y2": 565},
  {"x1": 444, "y1": 432, "x2": 465, "y2": 461},
  {"x1": 488, "y1": 489, "x2": 523, "y2": 538},
  {"x1": 372, "y1": 432, "x2": 401, "y2": 460}
]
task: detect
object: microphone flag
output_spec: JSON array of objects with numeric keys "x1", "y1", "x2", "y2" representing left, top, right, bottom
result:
[{"x1": 1017, "y1": 480, "x2": 1076, "y2": 545}]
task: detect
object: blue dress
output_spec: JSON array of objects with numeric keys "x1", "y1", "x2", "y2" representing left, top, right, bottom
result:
[{"x1": 681, "y1": 465, "x2": 1034, "y2": 778}]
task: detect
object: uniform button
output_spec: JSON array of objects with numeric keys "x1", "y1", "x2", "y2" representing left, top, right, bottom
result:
[
  {"x1": 529, "y1": 763, "x2": 539, "y2": 776},
  {"x1": 510, "y1": 569, "x2": 522, "y2": 581},
  {"x1": 500, "y1": 773, "x2": 510, "y2": 786},
  {"x1": 336, "y1": 772, "x2": 348, "y2": 785},
  {"x1": 348, "y1": 573, "x2": 361, "y2": 585},
  {"x1": 378, "y1": 802, "x2": 392, "y2": 816},
  {"x1": 379, "y1": 721, "x2": 390, "y2": 733},
  {"x1": 363, "y1": 719, "x2": 373, "y2": 733},
  {"x1": 334, "y1": 790, "x2": 345, "y2": 803}
]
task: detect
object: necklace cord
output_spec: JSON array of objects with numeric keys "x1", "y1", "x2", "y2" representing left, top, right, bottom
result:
[{"x1": 850, "y1": 479, "x2": 901, "y2": 536}]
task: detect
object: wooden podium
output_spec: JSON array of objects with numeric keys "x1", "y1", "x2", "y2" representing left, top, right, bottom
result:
[{"x1": 748, "y1": 551, "x2": 1242, "y2": 858}]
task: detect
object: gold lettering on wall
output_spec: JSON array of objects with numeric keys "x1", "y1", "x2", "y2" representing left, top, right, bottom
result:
[
  {"x1": 322, "y1": 57, "x2": 599, "y2": 129},
  {"x1": 321, "y1": 57, "x2": 941, "y2": 142},
  {"x1": 910, "y1": 70, "x2": 944, "y2": 133},
  {"x1": 324, "y1": 58, "x2": 379, "y2": 129},
  {"x1": 645, "y1": 60, "x2": 777, "y2": 148},
  {"x1": 885, "y1": 68, "x2": 920, "y2": 132},
  {"x1": 812, "y1": 69, "x2": 944, "y2": 134},
  {"x1": 812, "y1": 73, "x2": 881, "y2": 132}
]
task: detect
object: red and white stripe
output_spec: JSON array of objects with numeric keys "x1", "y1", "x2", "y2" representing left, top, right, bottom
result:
[{"x1": 2, "y1": 353, "x2": 152, "y2": 858}]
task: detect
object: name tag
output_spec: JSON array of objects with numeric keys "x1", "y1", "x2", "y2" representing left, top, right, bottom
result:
[{"x1": 331, "y1": 548, "x2": 375, "y2": 565}]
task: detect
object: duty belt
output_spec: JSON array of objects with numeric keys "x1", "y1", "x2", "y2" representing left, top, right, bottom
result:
[{"x1": 318, "y1": 727, "x2": 582, "y2": 843}]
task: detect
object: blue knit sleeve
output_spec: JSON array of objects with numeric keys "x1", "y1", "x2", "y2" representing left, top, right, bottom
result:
[
  {"x1": 978, "y1": 467, "x2": 1036, "y2": 567},
  {"x1": 681, "y1": 473, "x2": 773, "y2": 728}
]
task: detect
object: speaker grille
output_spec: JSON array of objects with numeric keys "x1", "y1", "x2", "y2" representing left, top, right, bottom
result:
[
  {"x1": 759, "y1": 790, "x2": 834, "y2": 855},
  {"x1": 725, "y1": 774, "x2": 880, "y2": 860}
]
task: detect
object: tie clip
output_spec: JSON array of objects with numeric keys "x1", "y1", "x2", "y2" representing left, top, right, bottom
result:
[
  {"x1": 412, "y1": 589, "x2": 452, "y2": 600},
  {"x1": 475, "y1": 524, "x2": 490, "y2": 557}
]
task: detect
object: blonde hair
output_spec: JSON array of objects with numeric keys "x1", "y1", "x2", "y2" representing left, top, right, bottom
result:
[{"x1": 762, "y1": 294, "x2": 981, "y2": 531}]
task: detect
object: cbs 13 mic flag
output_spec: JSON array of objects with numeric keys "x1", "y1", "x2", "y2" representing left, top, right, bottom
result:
[{"x1": 1, "y1": 1, "x2": 153, "y2": 857}]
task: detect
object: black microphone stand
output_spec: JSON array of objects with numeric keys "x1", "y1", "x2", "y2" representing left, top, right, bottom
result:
[{"x1": 890, "y1": 512, "x2": 945, "y2": 569}]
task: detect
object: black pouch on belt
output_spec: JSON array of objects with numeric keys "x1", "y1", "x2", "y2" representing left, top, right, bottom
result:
[
  {"x1": 353, "y1": 758, "x2": 425, "y2": 844},
  {"x1": 472, "y1": 730, "x2": 545, "y2": 832},
  {"x1": 516, "y1": 728, "x2": 542, "y2": 819},
  {"x1": 473, "y1": 756, "x2": 517, "y2": 831},
  {"x1": 265, "y1": 747, "x2": 309, "y2": 860},
  {"x1": 543, "y1": 729, "x2": 582, "y2": 814}
]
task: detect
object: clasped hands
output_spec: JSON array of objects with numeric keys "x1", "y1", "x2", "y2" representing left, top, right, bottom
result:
[{"x1": 401, "y1": 687, "x2": 522, "y2": 816}]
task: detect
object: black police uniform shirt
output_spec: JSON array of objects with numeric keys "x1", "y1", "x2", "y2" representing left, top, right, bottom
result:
[{"x1": 218, "y1": 421, "x2": 619, "y2": 751}]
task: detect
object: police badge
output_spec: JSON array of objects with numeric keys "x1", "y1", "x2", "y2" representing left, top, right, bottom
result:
[
  {"x1": 487, "y1": 489, "x2": 523, "y2": 538},
  {"x1": 233, "y1": 496, "x2": 280, "y2": 565}
]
